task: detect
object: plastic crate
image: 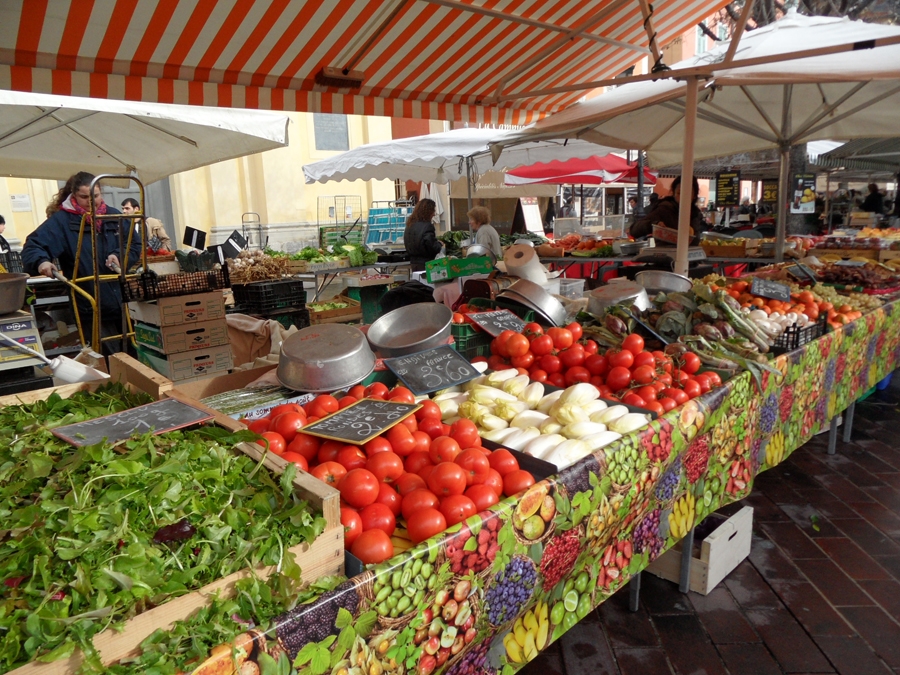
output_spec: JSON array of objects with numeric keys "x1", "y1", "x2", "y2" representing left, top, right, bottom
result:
[
  {"x1": 319, "y1": 225, "x2": 366, "y2": 248},
  {"x1": 559, "y1": 278, "x2": 586, "y2": 299},
  {"x1": 120, "y1": 267, "x2": 230, "y2": 302},
  {"x1": 231, "y1": 279, "x2": 306, "y2": 313},
  {"x1": 0, "y1": 251, "x2": 23, "y2": 273},
  {"x1": 454, "y1": 330, "x2": 492, "y2": 360},
  {"x1": 771, "y1": 313, "x2": 827, "y2": 355},
  {"x1": 263, "y1": 308, "x2": 310, "y2": 331}
]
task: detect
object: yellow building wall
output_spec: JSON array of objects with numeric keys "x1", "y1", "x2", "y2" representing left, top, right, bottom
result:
[{"x1": 0, "y1": 111, "x2": 401, "y2": 247}]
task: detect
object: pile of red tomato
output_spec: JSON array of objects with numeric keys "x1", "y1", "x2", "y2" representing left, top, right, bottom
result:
[
  {"x1": 244, "y1": 383, "x2": 536, "y2": 565},
  {"x1": 487, "y1": 325, "x2": 721, "y2": 417}
]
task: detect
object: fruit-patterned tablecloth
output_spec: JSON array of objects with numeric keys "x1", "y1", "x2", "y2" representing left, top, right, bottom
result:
[{"x1": 225, "y1": 302, "x2": 900, "y2": 675}]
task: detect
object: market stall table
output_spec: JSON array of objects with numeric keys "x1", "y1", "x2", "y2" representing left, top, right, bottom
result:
[{"x1": 293, "y1": 262, "x2": 411, "y2": 301}]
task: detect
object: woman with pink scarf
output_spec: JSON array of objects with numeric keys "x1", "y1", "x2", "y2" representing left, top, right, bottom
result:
[{"x1": 23, "y1": 171, "x2": 142, "y2": 353}]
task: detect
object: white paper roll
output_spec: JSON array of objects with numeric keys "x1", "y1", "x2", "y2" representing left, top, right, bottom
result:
[{"x1": 504, "y1": 244, "x2": 547, "y2": 284}]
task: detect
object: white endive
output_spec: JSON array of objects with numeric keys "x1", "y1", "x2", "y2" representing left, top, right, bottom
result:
[
  {"x1": 544, "y1": 439, "x2": 592, "y2": 469},
  {"x1": 609, "y1": 413, "x2": 651, "y2": 435},
  {"x1": 523, "y1": 433, "x2": 567, "y2": 460}
]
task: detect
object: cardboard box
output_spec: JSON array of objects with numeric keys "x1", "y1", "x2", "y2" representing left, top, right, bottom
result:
[
  {"x1": 134, "y1": 318, "x2": 229, "y2": 354},
  {"x1": 128, "y1": 292, "x2": 226, "y2": 327},
  {"x1": 646, "y1": 506, "x2": 753, "y2": 595},
  {"x1": 426, "y1": 256, "x2": 494, "y2": 283},
  {"x1": 137, "y1": 343, "x2": 232, "y2": 382}
]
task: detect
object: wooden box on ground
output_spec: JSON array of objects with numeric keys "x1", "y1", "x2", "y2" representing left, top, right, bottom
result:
[
  {"x1": 309, "y1": 290, "x2": 363, "y2": 324},
  {"x1": 7, "y1": 356, "x2": 343, "y2": 675},
  {"x1": 128, "y1": 291, "x2": 226, "y2": 327},
  {"x1": 646, "y1": 506, "x2": 753, "y2": 595}
]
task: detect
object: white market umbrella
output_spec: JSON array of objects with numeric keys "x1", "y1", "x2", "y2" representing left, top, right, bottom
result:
[
  {"x1": 0, "y1": 90, "x2": 290, "y2": 184},
  {"x1": 303, "y1": 127, "x2": 622, "y2": 210},
  {"x1": 494, "y1": 11, "x2": 900, "y2": 273}
]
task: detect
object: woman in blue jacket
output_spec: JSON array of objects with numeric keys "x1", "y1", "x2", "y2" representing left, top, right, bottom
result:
[{"x1": 22, "y1": 171, "x2": 142, "y2": 353}]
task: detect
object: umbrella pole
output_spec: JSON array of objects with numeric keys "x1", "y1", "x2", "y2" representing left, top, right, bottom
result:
[
  {"x1": 675, "y1": 76, "x2": 699, "y2": 277},
  {"x1": 825, "y1": 171, "x2": 832, "y2": 234},
  {"x1": 775, "y1": 146, "x2": 790, "y2": 261},
  {"x1": 466, "y1": 156, "x2": 474, "y2": 239},
  {"x1": 636, "y1": 151, "x2": 645, "y2": 217}
]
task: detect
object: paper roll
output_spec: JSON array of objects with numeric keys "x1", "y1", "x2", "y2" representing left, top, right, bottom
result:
[{"x1": 504, "y1": 244, "x2": 547, "y2": 284}]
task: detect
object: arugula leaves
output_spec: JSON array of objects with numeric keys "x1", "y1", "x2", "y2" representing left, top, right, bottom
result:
[{"x1": 0, "y1": 385, "x2": 327, "y2": 673}]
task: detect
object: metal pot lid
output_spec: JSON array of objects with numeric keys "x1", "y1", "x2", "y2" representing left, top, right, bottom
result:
[
  {"x1": 278, "y1": 324, "x2": 375, "y2": 392},
  {"x1": 589, "y1": 281, "x2": 647, "y2": 304}
]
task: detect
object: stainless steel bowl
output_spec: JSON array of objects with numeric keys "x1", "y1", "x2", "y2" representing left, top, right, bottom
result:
[
  {"x1": 498, "y1": 278, "x2": 567, "y2": 326},
  {"x1": 0, "y1": 273, "x2": 28, "y2": 315},
  {"x1": 634, "y1": 270, "x2": 693, "y2": 295},
  {"x1": 277, "y1": 323, "x2": 375, "y2": 392},
  {"x1": 613, "y1": 240, "x2": 649, "y2": 256},
  {"x1": 587, "y1": 281, "x2": 651, "y2": 318},
  {"x1": 464, "y1": 244, "x2": 497, "y2": 265},
  {"x1": 367, "y1": 303, "x2": 453, "y2": 358}
]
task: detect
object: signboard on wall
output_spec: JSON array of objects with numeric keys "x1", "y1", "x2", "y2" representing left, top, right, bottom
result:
[
  {"x1": 760, "y1": 181, "x2": 779, "y2": 205},
  {"x1": 10, "y1": 194, "x2": 31, "y2": 212},
  {"x1": 313, "y1": 113, "x2": 349, "y2": 151},
  {"x1": 790, "y1": 173, "x2": 816, "y2": 214},
  {"x1": 715, "y1": 171, "x2": 740, "y2": 207},
  {"x1": 520, "y1": 197, "x2": 544, "y2": 235}
]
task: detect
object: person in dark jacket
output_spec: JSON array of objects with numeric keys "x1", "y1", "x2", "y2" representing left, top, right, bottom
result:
[
  {"x1": 629, "y1": 175, "x2": 705, "y2": 244},
  {"x1": 0, "y1": 215, "x2": 10, "y2": 255},
  {"x1": 862, "y1": 183, "x2": 885, "y2": 214},
  {"x1": 404, "y1": 198, "x2": 443, "y2": 272},
  {"x1": 22, "y1": 171, "x2": 142, "y2": 353}
]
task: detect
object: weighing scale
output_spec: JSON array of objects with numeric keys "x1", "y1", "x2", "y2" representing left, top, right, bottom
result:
[{"x1": 0, "y1": 310, "x2": 53, "y2": 394}]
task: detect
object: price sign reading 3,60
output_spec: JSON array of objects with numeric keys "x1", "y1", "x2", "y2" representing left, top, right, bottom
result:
[{"x1": 384, "y1": 345, "x2": 479, "y2": 395}]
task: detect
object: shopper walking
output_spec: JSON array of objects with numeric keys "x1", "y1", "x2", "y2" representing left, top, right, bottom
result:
[{"x1": 404, "y1": 198, "x2": 443, "y2": 272}]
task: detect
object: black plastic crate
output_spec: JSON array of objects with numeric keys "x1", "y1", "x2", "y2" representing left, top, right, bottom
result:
[
  {"x1": 231, "y1": 279, "x2": 306, "y2": 313},
  {"x1": 771, "y1": 312, "x2": 828, "y2": 355},
  {"x1": 0, "y1": 251, "x2": 23, "y2": 274},
  {"x1": 121, "y1": 267, "x2": 229, "y2": 302}
]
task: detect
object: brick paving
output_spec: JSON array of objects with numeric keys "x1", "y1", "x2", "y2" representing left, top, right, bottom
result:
[{"x1": 522, "y1": 376, "x2": 900, "y2": 675}]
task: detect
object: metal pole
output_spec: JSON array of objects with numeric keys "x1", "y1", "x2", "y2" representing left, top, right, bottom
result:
[
  {"x1": 675, "y1": 76, "x2": 699, "y2": 276},
  {"x1": 466, "y1": 156, "x2": 474, "y2": 239},
  {"x1": 825, "y1": 171, "x2": 832, "y2": 234},
  {"x1": 775, "y1": 146, "x2": 790, "y2": 261},
  {"x1": 636, "y1": 151, "x2": 646, "y2": 217}
]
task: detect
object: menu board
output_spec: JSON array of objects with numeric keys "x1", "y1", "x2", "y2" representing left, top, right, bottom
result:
[
  {"x1": 716, "y1": 171, "x2": 741, "y2": 207},
  {"x1": 52, "y1": 398, "x2": 212, "y2": 446},
  {"x1": 467, "y1": 310, "x2": 527, "y2": 337},
  {"x1": 751, "y1": 278, "x2": 791, "y2": 302},
  {"x1": 760, "y1": 181, "x2": 779, "y2": 205},
  {"x1": 300, "y1": 399, "x2": 420, "y2": 445},
  {"x1": 385, "y1": 345, "x2": 479, "y2": 395}
]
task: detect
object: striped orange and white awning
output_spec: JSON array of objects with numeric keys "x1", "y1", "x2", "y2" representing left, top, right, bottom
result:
[{"x1": 0, "y1": 0, "x2": 727, "y2": 124}]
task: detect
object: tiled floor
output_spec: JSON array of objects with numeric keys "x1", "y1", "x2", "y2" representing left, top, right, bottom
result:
[{"x1": 522, "y1": 377, "x2": 900, "y2": 675}]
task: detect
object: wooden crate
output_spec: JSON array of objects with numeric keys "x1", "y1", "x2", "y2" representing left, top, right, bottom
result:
[
  {"x1": 810, "y1": 248, "x2": 880, "y2": 260},
  {"x1": 286, "y1": 258, "x2": 349, "y2": 274},
  {"x1": 701, "y1": 241, "x2": 747, "y2": 258},
  {"x1": 878, "y1": 250, "x2": 900, "y2": 262},
  {"x1": 309, "y1": 294, "x2": 363, "y2": 324},
  {"x1": 646, "y1": 507, "x2": 753, "y2": 595},
  {"x1": 6, "y1": 357, "x2": 344, "y2": 675}
]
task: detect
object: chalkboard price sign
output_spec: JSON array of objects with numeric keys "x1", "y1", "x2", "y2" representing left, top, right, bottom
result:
[
  {"x1": 301, "y1": 399, "x2": 420, "y2": 445},
  {"x1": 467, "y1": 310, "x2": 526, "y2": 337},
  {"x1": 786, "y1": 264, "x2": 818, "y2": 282},
  {"x1": 384, "y1": 345, "x2": 479, "y2": 395},
  {"x1": 715, "y1": 170, "x2": 741, "y2": 207},
  {"x1": 834, "y1": 259, "x2": 868, "y2": 268},
  {"x1": 53, "y1": 398, "x2": 213, "y2": 446},
  {"x1": 750, "y1": 277, "x2": 791, "y2": 302}
]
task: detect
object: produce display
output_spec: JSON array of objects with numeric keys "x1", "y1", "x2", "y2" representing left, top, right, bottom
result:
[
  {"x1": 268, "y1": 245, "x2": 378, "y2": 268},
  {"x1": 309, "y1": 301, "x2": 351, "y2": 312},
  {"x1": 0, "y1": 385, "x2": 327, "y2": 673},
  {"x1": 227, "y1": 248, "x2": 291, "y2": 282}
]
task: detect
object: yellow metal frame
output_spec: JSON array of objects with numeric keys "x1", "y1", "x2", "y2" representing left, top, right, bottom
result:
[{"x1": 59, "y1": 174, "x2": 149, "y2": 353}]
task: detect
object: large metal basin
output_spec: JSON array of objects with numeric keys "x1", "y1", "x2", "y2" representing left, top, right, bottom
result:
[
  {"x1": 367, "y1": 303, "x2": 452, "y2": 358},
  {"x1": 587, "y1": 281, "x2": 651, "y2": 318},
  {"x1": 277, "y1": 323, "x2": 375, "y2": 392},
  {"x1": 498, "y1": 278, "x2": 567, "y2": 326},
  {"x1": 634, "y1": 270, "x2": 693, "y2": 295},
  {"x1": 0, "y1": 274, "x2": 28, "y2": 315}
]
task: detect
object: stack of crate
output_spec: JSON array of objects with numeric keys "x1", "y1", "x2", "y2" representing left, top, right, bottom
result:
[
  {"x1": 230, "y1": 279, "x2": 310, "y2": 330},
  {"x1": 129, "y1": 291, "x2": 232, "y2": 383}
]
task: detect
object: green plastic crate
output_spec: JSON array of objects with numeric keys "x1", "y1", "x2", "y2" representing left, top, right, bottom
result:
[
  {"x1": 453, "y1": 324, "x2": 492, "y2": 360},
  {"x1": 319, "y1": 225, "x2": 366, "y2": 248}
]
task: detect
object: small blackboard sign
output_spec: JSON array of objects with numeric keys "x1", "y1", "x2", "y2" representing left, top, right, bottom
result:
[
  {"x1": 786, "y1": 264, "x2": 818, "y2": 282},
  {"x1": 750, "y1": 277, "x2": 791, "y2": 302},
  {"x1": 52, "y1": 398, "x2": 213, "y2": 447},
  {"x1": 384, "y1": 345, "x2": 479, "y2": 395},
  {"x1": 834, "y1": 259, "x2": 868, "y2": 268},
  {"x1": 301, "y1": 398, "x2": 420, "y2": 445},
  {"x1": 467, "y1": 310, "x2": 526, "y2": 337}
]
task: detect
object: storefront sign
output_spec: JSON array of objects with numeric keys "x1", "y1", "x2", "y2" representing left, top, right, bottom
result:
[
  {"x1": 300, "y1": 399, "x2": 420, "y2": 444},
  {"x1": 751, "y1": 278, "x2": 791, "y2": 302},
  {"x1": 52, "y1": 398, "x2": 212, "y2": 446},
  {"x1": 790, "y1": 173, "x2": 816, "y2": 214},
  {"x1": 760, "y1": 181, "x2": 779, "y2": 205},
  {"x1": 385, "y1": 345, "x2": 479, "y2": 395},
  {"x1": 715, "y1": 171, "x2": 741, "y2": 207},
  {"x1": 467, "y1": 310, "x2": 526, "y2": 337}
]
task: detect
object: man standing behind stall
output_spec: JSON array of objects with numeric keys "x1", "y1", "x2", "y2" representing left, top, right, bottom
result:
[{"x1": 121, "y1": 198, "x2": 173, "y2": 251}]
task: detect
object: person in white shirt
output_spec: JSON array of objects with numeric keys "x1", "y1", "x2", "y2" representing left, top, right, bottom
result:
[{"x1": 468, "y1": 206, "x2": 501, "y2": 258}]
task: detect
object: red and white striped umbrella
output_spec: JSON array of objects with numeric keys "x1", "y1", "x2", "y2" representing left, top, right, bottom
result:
[
  {"x1": 504, "y1": 154, "x2": 657, "y2": 185},
  {"x1": 0, "y1": 0, "x2": 727, "y2": 124}
]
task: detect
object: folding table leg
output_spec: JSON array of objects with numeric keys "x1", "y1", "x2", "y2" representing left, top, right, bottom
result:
[
  {"x1": 827, "y1": 416, "x2": 839, "y2": 455},
  {"x1": 629, "y1": 571, "x2": 641, "y2": 612},
  {"x1": 679, "y1": 527, "x2": 694, "y2": 593},
  {"x1": 843, "y1": 401, "x2": 856, "y2": 443}
]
